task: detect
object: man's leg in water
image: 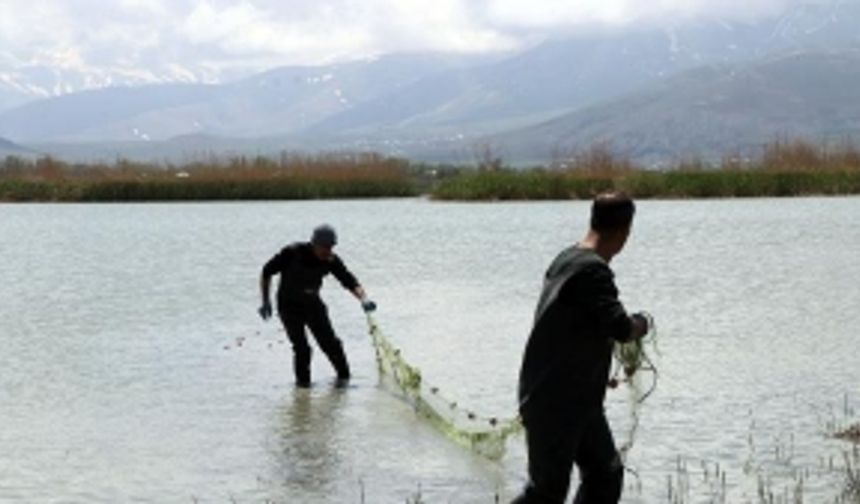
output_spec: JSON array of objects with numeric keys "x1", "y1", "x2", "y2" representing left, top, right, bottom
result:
[
  {"x1": 280, "y1": 310, "x2": 312, "y2": 386},
  {"x1": 511, "y1": 417, "x2": 580, "y2": 504},
  {"x1": 305, "y1": 300, "x2": 351, "y2": 381},
  {"x1": 571, "y1": 412, "x2": 624, "y2": 504}
]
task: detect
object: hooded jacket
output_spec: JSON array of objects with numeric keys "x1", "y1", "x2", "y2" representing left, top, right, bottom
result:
[{"x1": 518, "y1": 245, "x2": 633, "y2": 424}]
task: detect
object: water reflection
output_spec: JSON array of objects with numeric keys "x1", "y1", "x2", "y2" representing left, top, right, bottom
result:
[{"x1": 271, "y1": 387, "x2": 347, "y2": 499}]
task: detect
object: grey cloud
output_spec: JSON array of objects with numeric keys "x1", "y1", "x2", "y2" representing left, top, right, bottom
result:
[{"x1": 0, "y1": 0, "x2": 830, "y2": 86}]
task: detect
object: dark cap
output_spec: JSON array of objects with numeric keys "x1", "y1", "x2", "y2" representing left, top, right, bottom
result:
[{"x1": 311, "y1": 224, "x2": 337, "y2": 247}]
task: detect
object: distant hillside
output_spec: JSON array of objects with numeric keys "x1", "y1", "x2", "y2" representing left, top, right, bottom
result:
[
  {"x1": 310, "y1": 1, "x2": 860, "y2": 138},
  {"x1": 3, "y1": 0, "x2": 860, "y2": 149},
  {"x1": 25, "y1": 45, "x2": 860, "y2": 167},
  {"x1": 0, "y1": 136, "x2": 32, "y2": 157},
  {"x1": 3, "y1": 1, "x2": 860, "y2": 164},
  {"x1": 0, "y1": 53, "x2": 488, "y2": 143},
  {"x1": 0, "y1": 84, "x2": 219, "y2": 142},
  {"x1": 492, "y1": 50, "x2": 860, "y2": 165},
  {"x1": 0, "y1": 87, "x2": 34, "y2": 113}
]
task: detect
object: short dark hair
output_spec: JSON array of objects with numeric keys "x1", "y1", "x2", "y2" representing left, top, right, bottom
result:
[{"x1": 590, "y1": 192, "x2": 635, "y2": 232}]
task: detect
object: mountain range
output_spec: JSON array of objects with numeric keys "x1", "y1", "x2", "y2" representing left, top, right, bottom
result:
[
  {"x1": 1, "y1": 0, "x2": 860, "y2": 165},
  {"x1": 492, "y1": 49, "x2": 860, "y2": 165},
  {"x1": 0, "y1": 136, "x2": 31, "y2": 158}
]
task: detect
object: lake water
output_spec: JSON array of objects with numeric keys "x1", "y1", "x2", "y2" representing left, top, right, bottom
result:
[{"x1": 1, "y1": 197, "x2": 858, "y2": 503}]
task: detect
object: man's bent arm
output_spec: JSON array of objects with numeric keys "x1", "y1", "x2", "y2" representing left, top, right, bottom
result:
[
  {"x1": 330, "y1": 255, "x2": 359, "y2": 291},
  {"x1": 587, "y1": 265, "x2": 638, "y2": 343}
]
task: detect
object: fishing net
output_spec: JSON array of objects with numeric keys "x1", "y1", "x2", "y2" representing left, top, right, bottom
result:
[
  {"x1": 610, "y1": 312, "x2": 658, "y2": 462},
  {"x1": 365, "y1": 315, "x2": 522, "y2": 460},
  {"x1": 365, "y1": 312, "x2": 657, "y2": 462}
]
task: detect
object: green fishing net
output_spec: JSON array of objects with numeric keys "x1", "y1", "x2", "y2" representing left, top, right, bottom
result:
[
  {"x1": 611, "y1": 312, "x2": 658, "y2": 461},
  {"x1": 366, "y1": 315, "x2": 522, "y2": 460},
  {"x1": 365, "y1": 312, "x2": 657, "y2": 461}
]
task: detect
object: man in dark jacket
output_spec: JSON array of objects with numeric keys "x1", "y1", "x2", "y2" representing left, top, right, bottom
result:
[
  {"x1": 258, "y1": 224, "x2": 375, "y2": 387},
  {"x1": 512, "y1": 192, "x2": 649, "y2": 504}
]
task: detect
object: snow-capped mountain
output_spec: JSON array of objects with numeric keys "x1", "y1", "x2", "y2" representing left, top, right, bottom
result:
[
  {"x1": 1, "y1": 0, "x2": 856, "y2": 115},
  {"x1": 0, "y1": 52, "x2": 488, "y2": 142},
  {"x1": 1, "y1": 0, "x2": 859, "y2": 162},
  {"x1": 0, "y1": 59, "x2": 233, "y2": 114}
]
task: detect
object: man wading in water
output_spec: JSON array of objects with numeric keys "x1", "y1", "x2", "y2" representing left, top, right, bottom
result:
[
  {"x1": 258, "y1": 224, "x2": 376, "y2": 388},
  {"x1": 513, "y1": 192, "x2": 649, "y2": 504}
]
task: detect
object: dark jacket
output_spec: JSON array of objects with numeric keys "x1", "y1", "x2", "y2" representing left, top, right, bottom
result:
[
  {"x1": 262, "y1": 242, "x2": 359, "y2": 307},
  {"x1": 518, "y1": 245, "x2": 633, "y2": 424}
]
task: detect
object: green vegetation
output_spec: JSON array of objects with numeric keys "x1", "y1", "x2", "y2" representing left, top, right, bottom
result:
[
  {"x1": 4, "y1": 140, "x2": 860, "y2": 202},
  {"x1": 431, "y1": 141, "x2": 860, "y2": 200},
  {"x1": 0, "y1": 153, "x2": 417, "y2": 202}
]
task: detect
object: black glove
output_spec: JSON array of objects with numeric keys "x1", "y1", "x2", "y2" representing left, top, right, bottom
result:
[
  {"x1": 361, "y1": 299, "x2": 377, "y2": 313},
  {"x1": 258, "y1": 301, "x2": 273, "y2": 320}
]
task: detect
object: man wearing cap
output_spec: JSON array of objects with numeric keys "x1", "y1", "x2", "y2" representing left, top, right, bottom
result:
[{"x1": 258, "y1": 224, "x2": 375, "y2": 387}]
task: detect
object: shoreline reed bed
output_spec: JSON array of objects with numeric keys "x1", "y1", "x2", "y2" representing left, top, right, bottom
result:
[
  {"x1": 431, "y1": 141, "x2": 860, "y2": 201},
  {"x1": 0, "y1": 153, "x2": 417, "y2": 202},
  {"x1": 5, "y1": 140, "x2": 860, "y2": 202}
]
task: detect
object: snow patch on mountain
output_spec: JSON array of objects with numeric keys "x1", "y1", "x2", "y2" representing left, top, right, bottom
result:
[{"x1": 306, "y1": 73, "x2": 334, "y2": 84}]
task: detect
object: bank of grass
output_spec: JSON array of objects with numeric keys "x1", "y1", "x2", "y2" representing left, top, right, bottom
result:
[
  {"x1": 6, "y1": 141, "x2": 860, "y2": 202},
  {"x1": 0, "y1": 153, "x2": 417, "y2": 202},
  {"x1": 431, "y1": 141, "x2": 860, "y2": 200}
]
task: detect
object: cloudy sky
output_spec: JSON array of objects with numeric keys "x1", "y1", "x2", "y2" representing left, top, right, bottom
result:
[{"x1": 0, "y1": 0, "x2": 809, "y2": 83}]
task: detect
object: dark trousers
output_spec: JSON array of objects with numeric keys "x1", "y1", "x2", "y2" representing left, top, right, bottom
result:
[
  {"x1": 512, "y1": 409, "x2": 623, "y2": 504},
  {"x1": 279, "y1": 298, "x2": 350, "y2": 384}
]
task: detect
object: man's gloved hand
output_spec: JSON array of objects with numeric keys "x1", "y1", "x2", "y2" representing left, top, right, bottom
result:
[
  {"x1": 631, "y1": 312, "x2": 649, "y2": 338},
  {"x1": 258, "y1": 301, "x2": 273, "y2": 320},
  {"x1": 361, "y1": 299, "x2": 377, "y2": 313}
]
